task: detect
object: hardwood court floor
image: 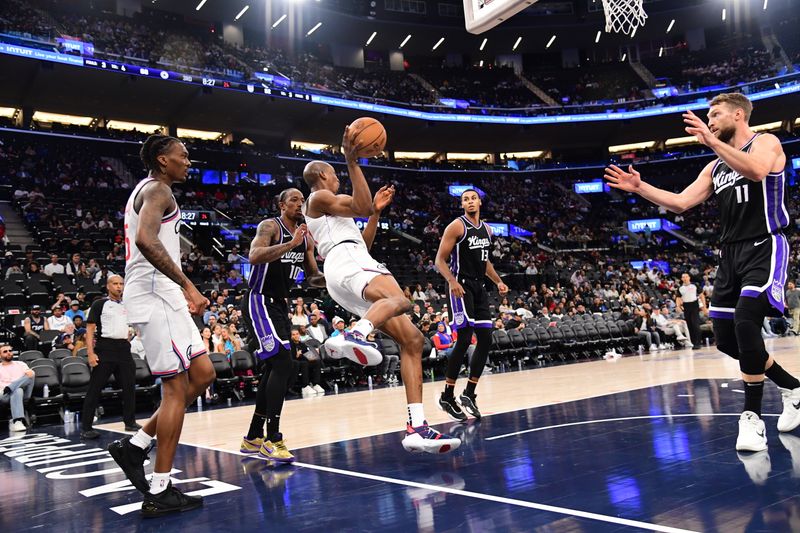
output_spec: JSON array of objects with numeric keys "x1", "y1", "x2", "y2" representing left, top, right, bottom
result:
[{"x1": 98, "y1": 337, "x2": 799, "y2": 452}]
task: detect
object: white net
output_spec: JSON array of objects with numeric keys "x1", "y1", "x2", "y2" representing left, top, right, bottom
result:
[{"x1": 602, "y1": 0, "x2": 647, "y2": 35}]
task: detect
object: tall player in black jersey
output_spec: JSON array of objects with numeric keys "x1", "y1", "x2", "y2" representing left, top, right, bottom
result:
[
  {"x1": 239, "y1": 188, "x2": 324, "y2": 462},
  {"x1": 435, "y1": 189, "x2": 508, "y2": 420},
  {"x1": 605, "y1": 93, "x2": 800, "y2": 452}
]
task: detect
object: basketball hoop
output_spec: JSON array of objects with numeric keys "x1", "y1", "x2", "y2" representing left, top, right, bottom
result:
[{"x1": 602, "y1": 0, "x2": 647, "y2": 35}]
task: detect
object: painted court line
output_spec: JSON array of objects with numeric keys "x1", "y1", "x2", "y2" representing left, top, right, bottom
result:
[
  {"x1": 97, "y1": 427, "x2": 697, "y2": 532},
  {"x1": 485, "y1": 413, "x2": 779, "y2": 441}
]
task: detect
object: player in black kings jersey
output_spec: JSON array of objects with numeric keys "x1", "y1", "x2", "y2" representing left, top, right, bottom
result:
[
  {"x1": 605, "y1": 93, "x2": 800, "y2": 453},
  {"x1": 435, "y1": 189, "x2": 508, "y2": 420},
  {"x1": 240, "y1": 188, "x2": 324, "y2": 462}
]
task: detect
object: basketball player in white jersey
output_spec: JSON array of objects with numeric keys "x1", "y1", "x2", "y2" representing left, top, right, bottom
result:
[
  {"x1": 108, "y1": 135, "x2": 213, "y2": 517},
  {"x1": 605, "y1": 93, "x2": 800, "y2": 454},
  {"x1": 302, "y1": 126, "x2": 460, "y2": 454}
]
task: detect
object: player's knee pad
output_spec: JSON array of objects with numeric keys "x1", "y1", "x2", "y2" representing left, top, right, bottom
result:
[
  {"x1": 734, "y1": 299, "x2": 769, "y2": 375},
  {"x1": 712, "y1": 318, "x2": 739, "y2": 360}
]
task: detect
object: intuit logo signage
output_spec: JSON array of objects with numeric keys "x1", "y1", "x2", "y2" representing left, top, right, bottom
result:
[{"x1": 0, "y1": 433, "x2": 241, "y2": 515}]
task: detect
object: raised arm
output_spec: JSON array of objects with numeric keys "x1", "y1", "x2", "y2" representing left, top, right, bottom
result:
[
  {"x1": 435, "y1": 220, "x2": 465, "y2": 297},
  {"x1": 248, "y1": 219, "x2": 306, "y2": 265},
  {"x1": 683, "y1": 111, "x2": 784, "y2": 182},
  {"x1": 362, "y1": 184, "x2": 395, "y2": 250},
  {"x1": 604, "y1": 160, "x2": 714, "y2": 214},
  {"x1": 135, "y1": 181, "x2": 208, "y2": 314}
]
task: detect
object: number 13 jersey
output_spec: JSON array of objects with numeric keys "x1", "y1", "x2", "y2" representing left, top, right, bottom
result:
[
  {"x1": 712, "y1": 133, "x2": 789, "y2": 244},
  {"x1": 450, "y1": 216, "x2": 492, "y2": 280}
]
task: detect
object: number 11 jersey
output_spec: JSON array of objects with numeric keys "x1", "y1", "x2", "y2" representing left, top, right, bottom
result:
[{"x1": 712, "y1": 133, "x2": 789, "y2": 244}]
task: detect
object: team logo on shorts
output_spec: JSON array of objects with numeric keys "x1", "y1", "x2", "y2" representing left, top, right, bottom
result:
[
  {"x1": 454, "y1": 312, "x2": 466, "y2": 326},
  {"x1": 772, "y1": 281, "x2": 784, "y2": 303},
  {"x1": 261, "y1": 334, "x2": 276, "y2": 352}
]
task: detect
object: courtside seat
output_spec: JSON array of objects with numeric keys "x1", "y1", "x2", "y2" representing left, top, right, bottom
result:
[{"x1": 209, "y1": 352, "x2": 241, "y2": 399}]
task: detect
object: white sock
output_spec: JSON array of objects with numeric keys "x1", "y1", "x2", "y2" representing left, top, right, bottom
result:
[
  {"x1": 130, "y1": 429, "x2": 153, "y2": 450},
  {"x1": 407, "y1": 403, "x2": 425, "y2": 427},
  {"x1": 352, "y1": 319, "x2": 374, "y2": 338},
  {"x1": 149, "y1": 471, "x2": 171, "y2": 495}
]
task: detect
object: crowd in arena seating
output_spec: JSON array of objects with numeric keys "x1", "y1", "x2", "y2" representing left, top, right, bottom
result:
[{"x1": 2, "y1": 0, "x2": 798, "y2": 115}]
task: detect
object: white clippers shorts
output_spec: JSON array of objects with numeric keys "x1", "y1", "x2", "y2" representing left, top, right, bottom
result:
[
  {"x1": 324, "y1": 241, "x2": 391, "y2": 318},
  {"x1": 125, "y1": 289, "x2": 207, "y2": 378}
]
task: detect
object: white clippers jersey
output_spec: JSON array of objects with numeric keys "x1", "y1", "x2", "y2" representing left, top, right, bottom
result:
[
  {"x1": 123, "y1": 177, "x2": 183, "y2": 297},
  {"x1": 303, "y1": 192, "x2": 366, "y2": 259}
]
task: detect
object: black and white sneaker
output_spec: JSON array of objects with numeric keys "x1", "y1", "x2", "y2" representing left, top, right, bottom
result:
[
  {"x1": 459, "y1": 393, "x2": 482, "y2": 420},
  {"x1": 438, "y1": 393, "x2": 467, "y2": 422},
  {"x1": 107, "y1": 436, "x2": 151, "y2": 493},
  {"x1": 141, "y1": 482, "x2": 203, "y2": 518}
]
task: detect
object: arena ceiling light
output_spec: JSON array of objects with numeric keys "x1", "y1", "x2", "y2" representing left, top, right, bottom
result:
[
  {"x1": 234, "y1": 5, "x2": 249, "y2": 21},
  {"x1": 366, "y1": 32, "x2": 377, "y2": 46},
  {"x1": 306, "y1": 22, "x2": 322, "y2": 36},
  {"x1": 177, "y1": 128, "x2": 225, "y2": 140},
  {"x1": 501, "y1": 150, "x2": 544, "y2": 158},
  {"x1": 272, "y1": 14, "x2": 287, "y2": 28},
  {"x1": 546, "y1": 35, "x2": 556, "y2": 49},
  {"x1": 195, "y1": 0, "x2": 208, "y2": 11},
  {"x1": 595, "y1": 30, "x2": 601, "y2": 44},
  {"x1": 608, "y1": 141, "x2": 655, "y2": 153},
  {"x1": 764, "y1": 0, "x2": 768, "y2": 9},
  {"x1": 0, "y1": 107, "x2": 17, "y2": 118},
  {"x1": 659, "y1": 46, "x2": 664, "y2": 57},
  {"x1": 666, "y1": 19, "x2": 675, "y2": 33},
  {"x1": 480, "y1": 38, "x2": 487, "y2": 51},
  {"x1": 432, "y1": 37, "x2": 445, "y2": 51},
  {"x1": 621, "y1": 53, "x2": 627, "y2": 61},
  {"x1": 665, "y1": 135, "x2": 698, "y2": 147},
  {"x1": 32, "y1": 111, "x2": 93, "y2": 126},
  {"x1": 447, "y1": 152, "x2": 491, "y2": 161},
  {"x1": 292, "y1": 140, "x2": 331, "y2": 152},
  {"x1": 512, "y1": 37, "x2": 522, "y2": 51},
  {"x1": 400, "y1": 34, "x2": 412, "y2": 48},
  {"x1": 479, "y1": 60, "x2": 484, "y2": 67},
  {"x1": 751, "y1": 121, "x2": 781, "y2": 132},
  {"x1": 394, "y1": 151, "x2": 437, "y2": 159},
  {"x1": 106, "y1": 120, "x2": 162, "y2": 132},
  {"x1": 721, "y1": 8, "x2": 726, "y2": 21}
]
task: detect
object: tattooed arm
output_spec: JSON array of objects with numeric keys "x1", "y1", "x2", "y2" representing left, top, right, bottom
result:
[
  {"x1": 248, "y1": 219, "x2": 307, "y2": 265},
  {"x1": 135, "y1": 181, "x2": 208, "y2": 314}
]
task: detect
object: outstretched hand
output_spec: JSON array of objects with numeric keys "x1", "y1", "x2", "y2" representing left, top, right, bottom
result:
[
  {"x1": 373, "y1": 184, "x2": 395, "y2": 212},
  {"x1": 682, "y1": 110, "x2": 716, "y2": 146},
  {"x1": 604, "y1": 164, "x2": 642, "y2": 193}
]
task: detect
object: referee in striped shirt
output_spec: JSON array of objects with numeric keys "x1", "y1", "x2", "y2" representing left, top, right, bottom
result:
[{"x1": 80, "y1": 275, "x2": 141, "y2": 439}]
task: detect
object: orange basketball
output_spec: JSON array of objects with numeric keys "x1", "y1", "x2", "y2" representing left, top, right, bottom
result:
[{"x1": 349, "y1": 117, "x2": 387, "y2": 158}]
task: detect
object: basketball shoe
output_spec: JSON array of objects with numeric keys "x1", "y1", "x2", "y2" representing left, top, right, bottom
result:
[
  {"x1": 777, "y1": 387, "x2": 800, "y2": 432},
  {"x1": 736, "y1": 411, "x2": 768, "y2": 452},
  {"x1": 240, "y1": 436, "x2": 264, "y2": 454},
  {"x1": 324, "y1": 332, "x2": 382, "y2": 366},
  {"x1": 141, "y1": 482, "x2": 203, "y2": 518},
  {"x1": 438, "y1": 393, "x2": 467, "y2": 422},
  {"x1": 259, "y1": 434, "x2": 295, "y2": 463},
  {"x1": 459, "y1": 393, "x2": 482, "y2": 419},
  {"x1": 107, "y1": 436, "x2": 151, "y2": 493},
  {"x1": 402, "y1": 421, "x2": 461, "y2": 454}
]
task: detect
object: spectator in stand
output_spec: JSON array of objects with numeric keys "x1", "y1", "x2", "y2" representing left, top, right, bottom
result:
[
  {"x1": 432, "y1": 322, "x2": 455, "y2": 357},
  {"x1": 424, "y1": 282, "x2": 440, "y2": 303},
  {"x1": 307, "y1": 313, "x2": 328, "y2": 343},
  {"x1": 653, "y1": 307, "x2": 692, "y2": 348},
  {"x1": 227, "y1": 246, "x2": 242, "y2": 264},
  {"x1": 53, "y1": 324, "x2": 77, "y2": 352},
  {"x1": 291, "y1": 301, "x2": 309, "y2": 327},
  {"x1": 226, "y1": 269, "x2": 243, "y2": 288},
  {"x1": 5, "y1": 260, "x2": 22, "y2": 279},
  {"x1": 289, "y1": 328, "x2": 323, "y2": 396},
  {"x1": 330, "y1": 316, "x2": 346, "y2": 337},
  {"x1": 412, "y1": 284, "x2": 426, "y2": 302},
  {"x1": 200, "y1": 327, "x2": 214, "y2": 354},
  {"x1": 22, "y1": 305, "x2": 48, "y2": 350},
  {"x1": 498, "y1": 297, "x2": 513, "y2": 314},
  {"x1": 47, "y1": 305, "x2": 71, "y2": 332},
  {"x1": 65, "y1": 253, "x2": 82, "y2": 277},
  {"x1": 0, "y1": 344, "x2": 35, "y2": 432},
  {"x1": 215, "y1": 326, "x2": 241, "y2": 361},
  {"x1": 66, "y1": 300, "x2": 85, "y2": 321},
  {"x1": 203, "y1": 303, "x2": 219, "y2": 325},
  {"x1": 94, "y1": 265, "x2": 112, "y2": 285},
  {"x1": 409, "y1": 304, "x2": 423, "y2": 325}
]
